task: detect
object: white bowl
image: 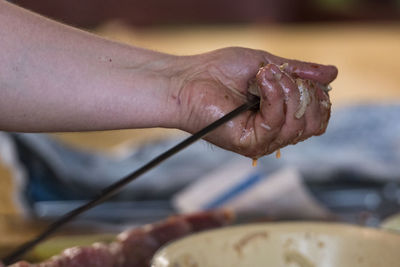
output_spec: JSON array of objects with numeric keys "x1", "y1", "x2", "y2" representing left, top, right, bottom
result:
[{"x1": 152, "y1": 222, "x2": 400, "y2": 267}]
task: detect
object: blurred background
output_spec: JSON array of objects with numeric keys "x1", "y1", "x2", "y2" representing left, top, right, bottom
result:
[
  {"x1": 1, "y1": 0, "x2": 400, "y2": 260},
  {"x1": 9, "y1": 0, "x2": 400, "y2": 26}
]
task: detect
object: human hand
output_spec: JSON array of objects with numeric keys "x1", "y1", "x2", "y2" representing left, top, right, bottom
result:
[{"x1": 173, "y1": 47, "x2": 338, "y2": 158}]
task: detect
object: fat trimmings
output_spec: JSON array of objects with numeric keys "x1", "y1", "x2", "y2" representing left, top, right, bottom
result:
[
  {"x1": 294, "y1": 79, "x2": 311, "y2": 119},
  {"x1": 247, "y1": 79, "x2": 260, "y2": 96},
  {"x1": 276, "y1": 149, "x2": 281, "y2": 158},
  {"x1": 252, "y1": 158, "x2": 258, "y2": 167},
  {"x1": 319, "y1": 83, "x2": 332, "y2": 93},
  {"x1": 279, "y1": 63, "x2": 289, "y2": 71}
]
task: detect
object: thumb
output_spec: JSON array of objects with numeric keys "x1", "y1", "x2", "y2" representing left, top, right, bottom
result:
[
  {"x1": 287, "y1": 60, "x2": 338, "y2": 85},
  {"x1": 266, "y1": 54, "x2": 338, "y2": 85}
]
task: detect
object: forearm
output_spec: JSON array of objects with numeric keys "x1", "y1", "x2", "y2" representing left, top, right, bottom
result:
[{"x1": 0, "y1": 1, "x2": 182, "y2": 132}]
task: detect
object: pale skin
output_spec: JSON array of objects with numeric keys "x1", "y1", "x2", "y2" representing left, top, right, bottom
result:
[{"x1": 0, "y1": 1, "x2": 338, "y2": 159}]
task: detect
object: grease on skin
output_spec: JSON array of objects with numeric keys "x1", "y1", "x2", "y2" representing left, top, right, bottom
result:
[
  {"x1": 276, "y1": 149, "x2": 281, "y2": 158},
  {"x1": 297, "y1": 130, "x2": 303, "y2": 138},
  {"x1": 281, "y1": 85, "x2": 290, "y2": 102},
  {"x1": 320, "y1": 100, "x2": 331, "y2": 109},
  {"x1": 279, "y1": 63, "x2": 289, "y2": 72},
  {"x1": 257, "y1": 67, "x2": 274, "y2": 94},
  {"x1": 260, "y1": 122, "x2": 271, "y2": 131},
  {"x1": 252, "y1": 158, "x2": 258, "y2": 167},
  {"x1": 273, "y1": 72, "x2": 282, "y2": 81},
  {"x1": 246, "y1": 62, "x2": 331, "y2": 160},
  {"x1": 276, "y1": 63, "x2": 295, "y2": 84},
  {"x1": 239, "y1": 127, "x2": 253, "y2": 144},
  {"x1": 247, "y1": 80, "x2": 260, "y2": 97},
  {"x1": 272, "y1": 63, "x2": 292, "y2": 102},
  {"x1": 294, "y1": 79, "x2": 311, "y2": 119},
  {"x1": 205, "y1": 105, "x2": 234, "y2": 128},
  {"x1": 318, "y1": 83, "x2": 332, "y2": 93}
]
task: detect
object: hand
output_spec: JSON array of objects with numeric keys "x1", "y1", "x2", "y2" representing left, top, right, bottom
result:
[{"x1": 173, "y1": 47, "x2": 338, "y2": 158}]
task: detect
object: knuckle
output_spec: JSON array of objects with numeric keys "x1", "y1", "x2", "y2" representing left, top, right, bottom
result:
[
  {"x1": 267, "y1": 141, "x2": 280, "y2": 155},
  {"x1": 317, "y1": 121, "x2": 328, "y2": 135},
  {"x1": 309, "y1": 121, "x2": 322, "y2": 135},
  {"x1": 272, "y1": 116, "x2": 286, "y2": 129},
  {"x1": 281, "y1": 120, "x2": 304, "y2": 143}
]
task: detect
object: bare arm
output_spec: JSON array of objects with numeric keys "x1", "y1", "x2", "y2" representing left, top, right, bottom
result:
[
  {"x1": 0, "y1": 1, "x2": 337, "y2": 158},
  {"x1": 0, "y1": 1, "x2": 182, "y2": 131}
]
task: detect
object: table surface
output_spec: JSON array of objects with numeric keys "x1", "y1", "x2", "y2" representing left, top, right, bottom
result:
[{"x1": 0, "y1": 22, "x2": 399, "y2": 249}]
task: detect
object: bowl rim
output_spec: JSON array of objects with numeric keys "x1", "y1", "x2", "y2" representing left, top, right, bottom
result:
[{"x1": 151, "y1": 221, "x2": 400, "y2": 266}]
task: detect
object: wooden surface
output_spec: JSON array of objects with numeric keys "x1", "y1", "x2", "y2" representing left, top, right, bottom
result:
[{"x1": 0, "y1": 22, "x2": 399, "y2": 249}]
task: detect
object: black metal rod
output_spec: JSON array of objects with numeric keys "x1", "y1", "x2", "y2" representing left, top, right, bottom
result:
[{"x1": 2, "y1": 99, "x2": 259, "y2": 265}]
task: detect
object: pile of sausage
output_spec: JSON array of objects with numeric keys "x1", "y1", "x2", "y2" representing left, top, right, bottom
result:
[{"x1": 7, "y1": 210, "x2": 234, "y2": 267}]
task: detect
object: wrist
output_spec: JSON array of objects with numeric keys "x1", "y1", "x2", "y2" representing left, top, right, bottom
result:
[
  {"x1": 114, "y1": 51, "x2": 187, "y2": 130},
  {"x1": 161, "y1": 54, "x2": 204, "y2": 129}
]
